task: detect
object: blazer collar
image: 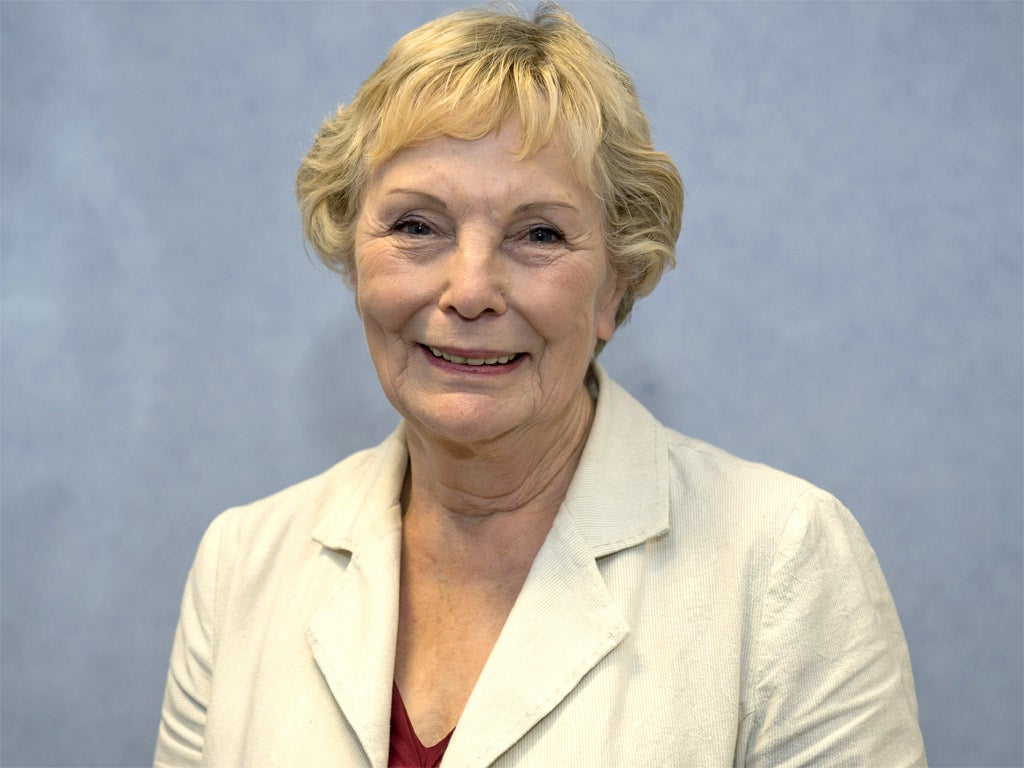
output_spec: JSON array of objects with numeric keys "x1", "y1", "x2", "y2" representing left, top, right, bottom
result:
[
  {"x1": 311, "y1": 363, "x2": 669, "y2": 560},
  {"x1": 310, "y1": 422, "x2": 408, "y2": 552},
  {"x1": 561, "y1": 362, "x2": 671, "y2": 555}
]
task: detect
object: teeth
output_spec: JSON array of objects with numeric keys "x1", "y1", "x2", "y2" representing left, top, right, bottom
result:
[{"x1": 429, "y1": 347, "x2": 516, "y2": 366}]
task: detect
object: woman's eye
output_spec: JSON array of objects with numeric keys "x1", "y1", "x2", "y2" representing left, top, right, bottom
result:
[
  {"x1": 526, "y1": 226, "x2": 563, "y2": 244},
  {"x1": 393, "y1": 219, "x2": 433, "y2": 236}
]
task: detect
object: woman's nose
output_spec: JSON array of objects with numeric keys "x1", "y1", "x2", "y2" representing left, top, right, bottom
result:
[{"x1": 437, "y1": 234, "x2": 508, "y2": 319}]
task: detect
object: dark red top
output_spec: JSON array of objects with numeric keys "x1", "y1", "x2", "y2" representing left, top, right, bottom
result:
[{"x1": 388, "y1": 683, "x2": 454, "y2": 768}]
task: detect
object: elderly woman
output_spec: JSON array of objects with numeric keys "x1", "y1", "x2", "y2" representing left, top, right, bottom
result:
[{"x1": 155, "y1": 5, "x2": 926, "y2": 767}]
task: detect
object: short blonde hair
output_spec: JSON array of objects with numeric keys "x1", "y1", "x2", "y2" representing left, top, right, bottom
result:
[{"x1": 296, "y1": 3, "x2": 683, "y2": 340}]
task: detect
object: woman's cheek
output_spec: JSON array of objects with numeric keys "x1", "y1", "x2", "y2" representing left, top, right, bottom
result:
[{"x1": 359, "y1": 268, "x2": 432, "y2": 334}]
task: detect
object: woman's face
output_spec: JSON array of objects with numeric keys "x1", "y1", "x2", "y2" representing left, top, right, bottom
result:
[{"x1": 353, "y1": 120, "x2": 623, "y2": 448}]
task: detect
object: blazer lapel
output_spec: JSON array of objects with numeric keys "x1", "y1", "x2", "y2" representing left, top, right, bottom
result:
[
  {"x1": 441, "y1": 509, "x2": 629, "y2": 768},
  {"x1": 304, "y1": 428, "x2": 409, "y2": 768},
  {"x1": 305, "y1": 511, "x2": 402, "y2": 768},
  {"x1": 441, "y1": 364, "x2": 670, "y2": 767}
]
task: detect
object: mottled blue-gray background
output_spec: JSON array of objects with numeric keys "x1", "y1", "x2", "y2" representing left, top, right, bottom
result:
[{"x1": 2, "y1": 2, "x2": 1021, "y2": 766}]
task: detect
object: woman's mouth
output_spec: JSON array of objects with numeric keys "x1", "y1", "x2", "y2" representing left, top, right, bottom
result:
[{"x1": 426, "y1": 346, "x2": 520, "y2": 366}]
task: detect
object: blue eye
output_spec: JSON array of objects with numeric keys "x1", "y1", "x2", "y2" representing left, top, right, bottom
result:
[
  {"x1": 393, "y1": 219, "x2": 432, "y2": 236},
  {"x1": 527, "y1": 226, "x2": 563, "y2": 244}
]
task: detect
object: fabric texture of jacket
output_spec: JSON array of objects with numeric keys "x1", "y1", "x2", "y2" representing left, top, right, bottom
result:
[{"x1": 155, "y1": 364, "x2": 927, "y2": 767}]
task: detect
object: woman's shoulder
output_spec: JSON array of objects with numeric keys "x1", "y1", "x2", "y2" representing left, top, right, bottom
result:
[
  {"x1": 595, "y1": 366, "x2": 843, "y2": 534},
  {"x1": 195, "y1": 427, "x2": 407, "y2": 568},
  {"x1": 662, "y1": 425, "x2": 860, "y2": 554},
  {"x1": 587, "y1": 367, "x2": 860, "y2": 569},
  {"x1": 667, "y1": 429, "x2": 828, "y2": 507}
]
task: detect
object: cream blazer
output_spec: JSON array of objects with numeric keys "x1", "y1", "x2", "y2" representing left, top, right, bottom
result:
[{"x1": 155, "y1": 365, "x2": 926, "y2": 767}]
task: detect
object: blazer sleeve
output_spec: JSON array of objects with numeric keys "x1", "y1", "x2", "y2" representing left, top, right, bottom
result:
[
  {"x1": 737, "y1": 489, "x2": 927, "y2": 767},
  {"x1": 153, "y1": 516, "x2": 226, "y2": 768}
]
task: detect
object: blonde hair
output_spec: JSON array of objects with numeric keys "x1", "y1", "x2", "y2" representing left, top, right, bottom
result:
[{"x1": 296, "y1": 3, "x2": 683, "y2": 343}]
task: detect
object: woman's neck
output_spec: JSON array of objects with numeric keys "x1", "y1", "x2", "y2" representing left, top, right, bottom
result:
[
  {"x1": 400, "y1": 385, "x2": 595, "y2": 576},
  {"x1": 405, "y1": 386, "x2": 593, "y2": 513}
]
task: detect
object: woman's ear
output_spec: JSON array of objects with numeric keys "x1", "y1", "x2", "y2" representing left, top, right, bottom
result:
[
  {"x1": 596, "y1": 277, "x2": 627, "y2": 343},
  {"x1": 348, "y1": 265, "x2": 361, "y2": 318},
  {"x1": 352, "y1": 279, "x2": 365, "y2": 320}
]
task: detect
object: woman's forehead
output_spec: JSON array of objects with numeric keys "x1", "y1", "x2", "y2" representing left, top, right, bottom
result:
[
  {"x1": 366, "y1": 127, "x2": 596, "y2": 209},
  {"x1": 367, "y1": 119, "x2": 599, "y2": 203}
]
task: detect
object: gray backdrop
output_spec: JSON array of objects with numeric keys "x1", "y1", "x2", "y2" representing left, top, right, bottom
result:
[{"x1": 2, "y1": 2, "x2": 1021, "y2": 766}]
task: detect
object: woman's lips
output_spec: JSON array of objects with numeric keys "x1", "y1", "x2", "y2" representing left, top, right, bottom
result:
[{"x1": 424, "y1": 345, "x2": 521, "y2": 367}]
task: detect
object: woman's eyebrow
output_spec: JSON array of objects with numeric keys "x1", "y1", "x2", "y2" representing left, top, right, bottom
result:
[
  {"x1": 382, "y1": 191, "x2": 580, "y2": 216},
  {"x1": 513, "y1": 200, "x2": 580, "y2": 215},
  {"x1": 384, "y1": 189, "x2": 448, "y2": 209}
]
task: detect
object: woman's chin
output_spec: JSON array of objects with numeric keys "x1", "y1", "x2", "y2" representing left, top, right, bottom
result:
[{"x1": 401, "y1": 394, "x2": 528, "y2": 450}]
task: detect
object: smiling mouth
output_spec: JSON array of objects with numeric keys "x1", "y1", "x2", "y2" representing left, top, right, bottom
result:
[{"x1": 427, "y1": 346, "x2": 520, "y2": 366}]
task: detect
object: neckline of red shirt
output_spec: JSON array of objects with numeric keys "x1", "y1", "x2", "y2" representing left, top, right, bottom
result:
[{"x1": 388, "y1": 681, "x2": 455, "y2": 768}]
